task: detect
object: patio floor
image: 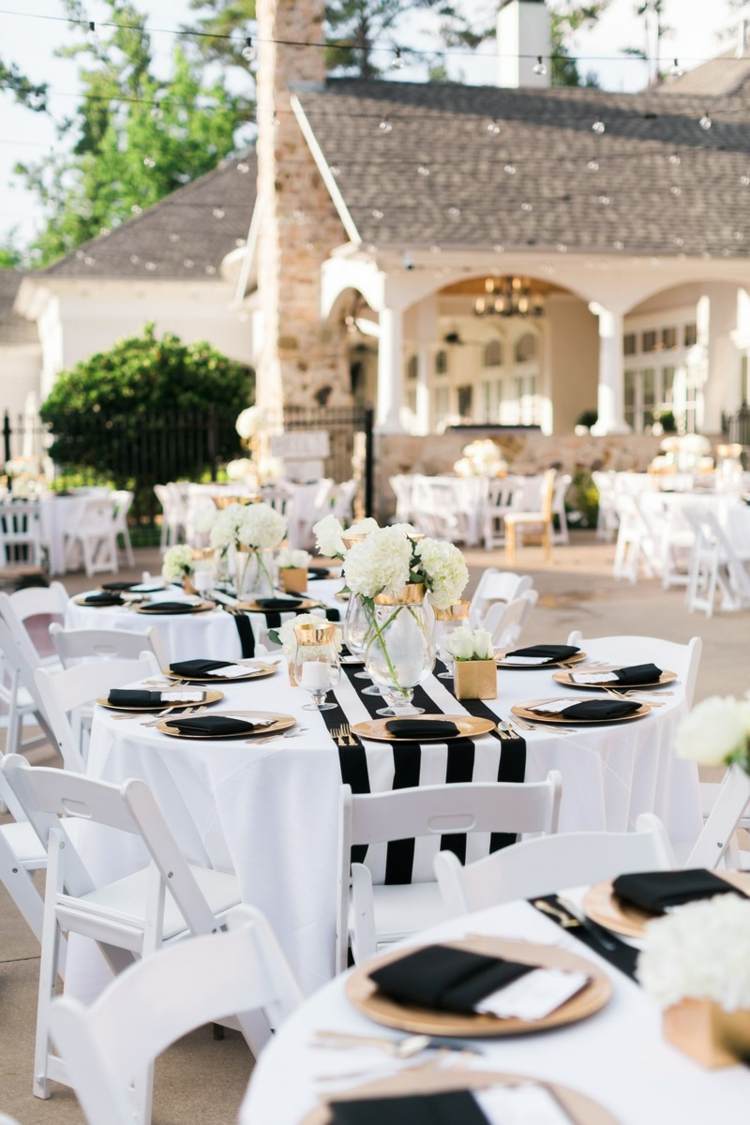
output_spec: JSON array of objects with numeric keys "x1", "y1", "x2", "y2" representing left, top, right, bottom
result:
[{"x1": 1, "y1": 533, "x2": 746, "y2": 1122}]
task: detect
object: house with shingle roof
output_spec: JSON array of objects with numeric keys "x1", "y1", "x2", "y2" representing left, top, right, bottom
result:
[{"x1": 3, "y1": 151, "x2": 256, "y2": 423}]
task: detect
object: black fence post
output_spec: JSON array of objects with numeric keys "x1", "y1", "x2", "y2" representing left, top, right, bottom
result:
[
  {"x1": 363, "y1": 407, "x2": 375, "y2": 518},
  {"x1": 2, "y1": 411, "x2": 11, "y2": 464}
]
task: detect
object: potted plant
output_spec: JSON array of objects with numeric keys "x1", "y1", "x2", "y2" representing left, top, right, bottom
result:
[
  {"x1": 276, "y1": 548, "x2": 311, "y2": 594},
  {"x1": 445, "y1": 624, "x2": 497, "y2": 700}
]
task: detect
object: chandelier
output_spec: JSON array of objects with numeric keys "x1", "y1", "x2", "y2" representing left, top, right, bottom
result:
[{"x1": 473, "y1": 276, "x2": 545, "y2": 318}]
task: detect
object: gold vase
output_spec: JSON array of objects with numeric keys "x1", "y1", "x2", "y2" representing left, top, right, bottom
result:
[
  {"x1": 182, "y1": 574, "x2": 198, "y2": 596},
  {"x1": 454, "y1": 659, "x2": 498, "y2": 700},
  {"x1": 663, "y1": 998, "x2": 750, "y2": 1068},
  {"x1": 280, "y1": 567, "x2": 307, "y2": 594}
]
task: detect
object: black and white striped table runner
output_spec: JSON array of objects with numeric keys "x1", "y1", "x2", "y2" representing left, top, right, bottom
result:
[
  {"x1": 321, "y1": 662, "x2": 526, "y2": 886},
  {"x1": 229, "y1": 605, "x2": 341, "y2": 658}
]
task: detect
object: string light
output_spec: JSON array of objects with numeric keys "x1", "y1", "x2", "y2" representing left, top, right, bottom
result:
[
  {"x1": 533, "y1": 56, "x2": 547, "y2": 76},
  {"x1": 391, "y1": 47, "x2": 405, "y2": 70},
  {"x1": 417, "y1": 164, "x2": 430, "y2": 176},
  {"x1": 699, "y1": 112, "x2": 713, "y2": 131},
  {"x1": 587, "y1": 160, "x2": 599, "y2": 172},
  {"x1": 592, "y1": 120, "x2": 606, "y2": 135},
  {"x1": 486, "y1": 119, "x2": 502, "y2": 135},
  {"x1": 670, "y1": 58, "x2": 684, "y2": 78},
  {"x1": 503, "y1": 163, "x2": 516, "y2": 175},
  {"x1": 241, "y1": 37, "x2": 256, "y2": 63},
  {"x1": 378, "y1": 119, "x2": 392, "y2": 133},
  {"x1": 447, "y1": 206, "x2": 461, "y2": 219}
]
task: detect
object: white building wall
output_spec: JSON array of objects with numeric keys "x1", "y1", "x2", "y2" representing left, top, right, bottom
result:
[{"x1": 0, "y1": 344, "x2": 42, "y2": 422}]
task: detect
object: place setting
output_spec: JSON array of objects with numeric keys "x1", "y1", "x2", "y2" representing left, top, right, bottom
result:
[
  {"x1": 511, "y1": 696, "x2": 652, "y2": 726},
  {"x1": 553, "y1": 662, "x2": 677, "y2": 694},
  {"x1": 496, "y1": 644, "x2": 585, "y2": 670},
  {"x1": 164, "y1": 657, "x2": 281, "y2": 684}
]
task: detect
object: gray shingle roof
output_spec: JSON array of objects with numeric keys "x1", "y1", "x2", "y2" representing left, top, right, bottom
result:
[
  {"x1": 663, "y1": 53, "x2": 750, "y2": 98},
  {"x1": 295, "y1": 79, "x2": 750, "y2": 257},
  {"x1": 42, "y1": 151, "x2": 256, "y2": 280},
  {"x1": 0, "y1": 271, "x2": 38, "y2": 345}
]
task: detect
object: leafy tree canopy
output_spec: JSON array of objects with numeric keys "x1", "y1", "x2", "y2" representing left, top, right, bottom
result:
[
  {"x1": 40, "y1": 324, "x2": 253, "y2": 480},
  {"x1": 14, "y1": 0, "x2": 251, "y2": 267}
]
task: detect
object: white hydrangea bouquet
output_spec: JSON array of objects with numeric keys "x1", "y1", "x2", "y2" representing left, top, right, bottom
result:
[
  {"x1": 271, "y1": 612, "x2": 343, "y2": 657},
  {"x1": 162, "y1": 544, "x2": 195, "y2": 590},
  {"x1": 638, "y1": 895, "x2": 750, "y2": 1067},
  {"x1": 210, "y1": 501, "x2": 286, "y2": 597},
  {"x1": 342, "y1": 525, "x2": 469, "y2": 713},
  {"x1": 312, "y1": 515, "x2": 379, "y2": 560},
  {"x1": 676, "y1": 695, "x2": 750, "y2": 775}
]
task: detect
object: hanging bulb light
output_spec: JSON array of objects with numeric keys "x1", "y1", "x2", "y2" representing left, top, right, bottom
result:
[
  {"x1": 378, "y1": 119, "x2": 393, "y2": 133},
  {"x1": 533, "y1": 55, "x2": 547, "y2": 76},
  {"x1": 486, "y1": 119, "x2": 502, "y2": 135},
  {"x1": 87, "y1": 19, "x2": 96, "y2": 34},
  {"x1": 592, "y1": 120, "x2": 606, "y2": 135},
  {"x1": 670, "y1": 58, "x2": 684, "y2": 78},
  {"x1": 699, "y1": 111, "x2": 713, "y2": 131},
  {"x1": 242, "y1": 36, "x2": 256, "y2": 63},
  {"x1": 391, "y1": 47, "x2": 405, "y2": 70}
]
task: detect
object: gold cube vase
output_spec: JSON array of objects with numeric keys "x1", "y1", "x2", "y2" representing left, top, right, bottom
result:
[
  {"x1": 453, "y1": 659, "x2": 498, "y2": 701},
  {"x1": 663, "y1": 998, "x2": 750, "y2": 1068},
  {"x1": 280, "y1": 567, "x2": 308, "y2": 594}
]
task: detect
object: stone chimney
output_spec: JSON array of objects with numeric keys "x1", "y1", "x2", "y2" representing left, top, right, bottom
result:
[
  {"x1": 497, "y1": 0, "x2": 552, "y2": 89},
  {"x1": 255, "y1": 0, "x2": 351, "y2": 416}
]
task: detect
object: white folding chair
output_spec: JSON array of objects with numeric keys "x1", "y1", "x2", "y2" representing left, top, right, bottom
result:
[
  {"x1": 566, "y1": 629, "x2": 702, "y2": 707},
  {"x1": 504, "y1": 469, "x2": 556, "y2": 563},
  {"x1": 331, "y1": 479, "x2": 358, "y2": 523},
  {"x1": 435, "y1": 814, "x2": 674, "y2": 914},
  {"x1": 111, "y1": 490, "x2": 135, "y2": 568},
  {"x1": 552, "y1": 472, "x2": 572, "y2": 546},
  {"x1": 469, "y1": 568, "x2": 532, "y2": 624},
  {"x1": 49, "y1": 907, "x2": 301, "y2": 1125},
  {"x1": 34, "y1": 652, "x2": 159, "y2": 771},
  {"x1": 612, "y1": 494, "x2": 658, "y2": 583},
  {"x1": 482, "y1": 479, "x2": 519, "y2": 550},
  {"x1": 49, "y1": 623, "x2": 167, "y2": 670},
  {"x1": 685, "y1": 506, "x2": 750, "y2": 615},
  {"x1": 688, "y1": 765, "x2": 750, "y2": 870},
  {"x1": 63, "y1": 496, "x2": 119, "y2": 576},
  {"x1": 592, "y1": 470, "x2": 618, "y2": 542},
  {"x1": 483, "y1": 589, "x2": 538, "y2": 650},
  {"x1": 2, "y1": 755, "x2": 243, "y2": 1110},
  {"x1": 336, "y1": 773, "x2": 562, "y2": 971},
  {"x1": 0, "y1": 498, "x2": 44, "y2": 571},
  {"x1": 0, "y1": 782, "x2": 48, "y2": 944}
]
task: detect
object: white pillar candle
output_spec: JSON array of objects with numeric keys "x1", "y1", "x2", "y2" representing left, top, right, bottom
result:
[{"x1": 299, "y1": 661, "x2": 331, "y2": 691}]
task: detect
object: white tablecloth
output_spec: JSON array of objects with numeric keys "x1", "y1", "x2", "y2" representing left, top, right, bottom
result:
[
  {"x1": 71, "y1": 633, "x2": 700, "y2": 998},
  {"x1": 640, "y1": 491, "x2": 750, "y2": 559},
  {"x1": 240, "y1": 897, "x2": 750, "y2": 1124},
  {"x1": 39, "y1": 495, "x2": 90, "y2": 574}
]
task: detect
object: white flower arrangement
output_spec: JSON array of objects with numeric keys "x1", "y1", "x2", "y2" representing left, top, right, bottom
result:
[
  {"x1": 347, "y1": 517, "x2": 379, "y2": 537},
  {"x1": 313, "y1": 515, "x2": 346, "y2": 559},
  {"x1": 414, "y1": 537, "x2": 469, "y2": 610},
  {"x1": 273, "y1": 612, "x2": 343, "y2": 657},
  {"x1": 225, "y1": 457, "x2": 255, "y2": 482},
  {"x1": 162, "y1": 544, "x2": 194, "y2": 581},
  {"x1": 676, "y1": 695, "x2": 750, "y2": 771},
  {"x1": 277, "y1": 548, "x2": 310, "y2": 570},
  {"x1": 638, "y1": 895, "x2": 750, "y2": 1011},
  {"x1": 210, "y1": 502, "x2": 286, "y2": 552},
  {"x1": 190, "y1": 499, "x2": 217, "y2": 536},
  {"x1": 236, "y1": 406, "x2": 264, "y2": 441},
  {"x1": 344, "y1": 525, "x2": 413, "y2": 599},
  {"x1": 446, "y1": 624, "x2": 494, "y2": 662}
]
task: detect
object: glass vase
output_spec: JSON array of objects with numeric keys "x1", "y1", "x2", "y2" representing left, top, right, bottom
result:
[
  {"x1": 235, "y1": 546, "x2": 276, "y2": 599},
  {"x1": 364, "y1": 584, "x2": 435, "y2": 716},
  {"x1": 343, "y1": 593, "x2": 381, "y2": 693}
]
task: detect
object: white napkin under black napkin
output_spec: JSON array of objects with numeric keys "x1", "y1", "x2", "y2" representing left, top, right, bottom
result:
[
  {"x1": 503, "y1": 644, "x2": 580, "y2": 667},
  {"x1": 572, "y1": 663, "x2": 662, "y2": 687},
  {"x1": 107, "y1": 689, "x2": 203, "y2": 708},
  {"x1": 612, "y1": 869, "x2": 746, "y2": 914},
  {"x1": 169, "y1": 659, "x2": 252, "y2": 680}
]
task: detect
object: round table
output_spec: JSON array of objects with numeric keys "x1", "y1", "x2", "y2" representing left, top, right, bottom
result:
[
  {"x1": 72, "y1": 633, "x2": 700, "y2": 999},
  {"x1": 240, "y1": 896, "x2": 750, "y2": 1124},
  {"x1": 640, "y1": 491, "x2": 750, "y2": 559}
]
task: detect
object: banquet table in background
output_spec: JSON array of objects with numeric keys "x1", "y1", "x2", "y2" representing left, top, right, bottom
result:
[
  {"x1": 38, "y1": 489, "x2": 111, "y2": 575},
  {"x1": 640, "y1": 490, "x2": 750, "y2": 559},
  {"x1": 240, "y1": 897, "x2": 750, "y2": 1125},
  {"x1": 69, "y1": 628, "x2": 700, "y2": 998}
]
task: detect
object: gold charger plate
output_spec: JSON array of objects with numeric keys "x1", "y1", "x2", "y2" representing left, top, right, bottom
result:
[
  {"x1": 235, "y1": 597, "x2": 322, "y2": 612},
  {"x1": 135, "y1": 600, "x2": 215, "y2": 615},
  {"x1": 303, "y1": 1063, "x2": 617, "y2": 1125},
  {"x1": 165, "y1": 664, "x2": 277, "y2": 684},
  {"x1": 553, "y1": 669, "x2": 677, "y2": 692},
  {"x1": 512, "y1": 699, "x2": 651, "y2": 725},
  {"x1": 351, "y1": 715, "x2": 497, "y2": 743},
  {"x1": 156, "y1": 710, "x2": 296, "y2": 740},
  {"x1": 346, "y1": 935, "x2": 612, "y2": 1038},
  {"x1": 583, "y1": 871, "x2": 750, "y2": 939},
  {"x1": 497, "y1": 651, "x2": 586, "y2": 670},
  {"x1": 96, "y1": 689, "x2": 223, "y2": 713}
]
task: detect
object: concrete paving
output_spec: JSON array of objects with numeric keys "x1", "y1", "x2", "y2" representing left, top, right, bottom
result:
[{"x1": 1, "y1": 535, "x2": 747, "y2": 1122}]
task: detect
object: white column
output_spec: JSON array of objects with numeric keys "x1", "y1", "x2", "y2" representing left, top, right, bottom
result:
[
  {"x1": 376, "y1": 305, "x2": 404, "y2": 432},
  {"x1": 414, "y1": 295, "x2": 437, "y2": 435},
  {"x1": 589, "y1": 303, "x2": 630, "y2": 435}
]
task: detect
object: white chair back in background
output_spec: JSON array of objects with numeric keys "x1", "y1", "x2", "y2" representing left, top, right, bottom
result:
[
  {"x1": 0, "y1": 498, "x2": 43, "y2": 571},
  {"x1": 685, "y1": 505, "x2": 750, "y2": 615},
  {"x1": 687, "y1": 765, "x2": 750, "y2": 870},
  {"x1": 435, "y1": 814, "x2": 674, "y2": 915},
  {"x1": 592, "y1": 470, "x2": 618, "y2": 542},
  {"x1": 566, "y1": 630, "x2": 703, "y2": 707},
  {"x1": 63, "y1": 496, "x2": 120, "y2": 577},
  {"x1": 34, "y1": 651, "x2": 159, "y2": 771},
  {"x1": 49, "y1": 908, "x2": 301, "y2": 1125},
  {"x1": 49, "y1": 623, "x2": 167, "y2": 669},
  {"x1": 552, "y1": 472, "x2": 572, "y2": 545},
  {"x1": 483, "y1": 589, "x2": 538, "y2": 650},
  {"x1": 389, "y1": 475, "x2": 415, "y2": 525},
  {"x1": 111, "y1": 490, "x2": 135, "y2": 567},
  {"x1": 469, "y1": 568, "x2": 533, "y2": 624},
  {"x1": 482, "y1": 479, "x2": 520, "y2": 550},
  {"x1": 2, "y1": 755, "x2": 242, "y2": 1111},
  {"x1": 336, "y1": 772, "x2": 562, "y2": 971},
  {"x1": 330, "y1": 479, "x2": 358, "y2": 525}
]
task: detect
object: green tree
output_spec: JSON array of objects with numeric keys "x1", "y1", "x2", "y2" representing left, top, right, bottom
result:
[
  {"x1": 14, "y1": 0, "x2": 250, "y2": 267},
  {"x1": 0, "y1": 58, "x2": 48, "y2": 112},
  {"x1": 40, "y1": 324, "x2": 253, "y2": 484}
]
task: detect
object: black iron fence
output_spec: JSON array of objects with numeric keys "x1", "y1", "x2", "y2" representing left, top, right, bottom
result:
[
  {"x1": 2, "y1": 404, "x2": 374, "y2": 539},
  {"x1": 722, "y1": 403, "x2": 750, "y2": 449}
]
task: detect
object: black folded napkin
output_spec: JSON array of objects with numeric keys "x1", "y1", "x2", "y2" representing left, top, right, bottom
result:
[
  {"x1": 307, "y1": 567, "x2": 330, "y2": 580},
  {"x1": 506, "y1": 644, "x2": 580, "y2": 663},
  {"x1": 369, "y1": 944, "x2": 533, "y2": 1014},
  {"x1": 101, "y1": 580, "x2": 139, "y2": 592},
  {"x1": 612, "y1": 869, "x2": 745, "y2": 915},
  {"x1": 169, "y1": 659, "x2": 233, "y2": 677},
  {"x1": 139, "y1": 601, "x2": 197, "y2": 614},
  {"x1": 108, "y1": 689, "x2": 162, "y2": 708},
  {"x1": 83, "y1": 592, "x2": 123, "y2": 606},
  {"x1": 385, "y1": 718, "x2": 460, "y2": 740},
  {"x1": 167, "y1": 714, "x2": 261, "y2": 737},
  {"x1": 331, "y1": 1091, "x2": 489, "y2": 1125},
  {"x1": 556, "y1": 699, "x2": 641, "y2": 722},
  {"x1": 613, "y1": 663, "x2": 663, "y2": 685},
  {"x1": 254, "y1": 596, "x2": 303, "y2": 610}
]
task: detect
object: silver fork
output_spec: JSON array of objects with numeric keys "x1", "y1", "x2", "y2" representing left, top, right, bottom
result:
[{"x1": 141, "y1": 705, "x2": 204, "y2": 727}]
